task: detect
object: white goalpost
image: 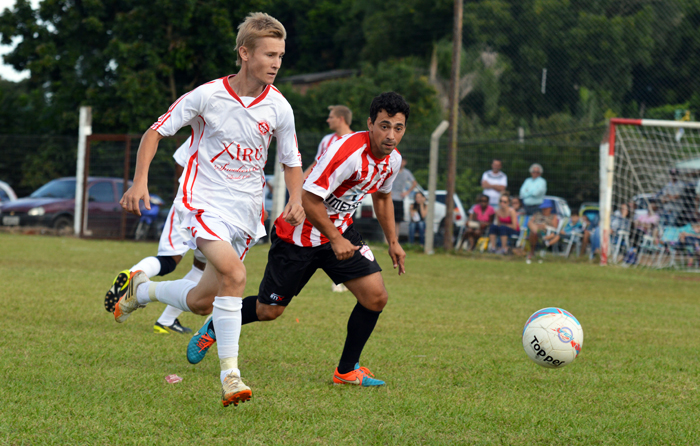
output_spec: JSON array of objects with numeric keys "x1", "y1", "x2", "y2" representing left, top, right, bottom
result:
[{"x1": 601, "y1": 118, "x2": 700, "y2": 269}]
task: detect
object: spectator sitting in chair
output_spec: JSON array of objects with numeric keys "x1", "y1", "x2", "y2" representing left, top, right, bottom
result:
[
  {"x1": 466, "y1": 194, "x2": 495, "y2": 251},
  {"x1": 679, "y1": 223, "x2": 700, "y2": 267},
  {"x1": 488, "y1": 192, "x2": 519, "y2": 254},
  {"x1": 544, "y1": 209, "x2": 584, "y2": 252},
  {"x1": 526, "y1": 199, "x2": 558, "y2": 263},
  {"x1": 580, "y1": 214, "x2": 599, "y2": 259},
  {"x1": 408, "y1": 191, "x2": 427, "y2": 245},
  {"x1": 510, "y1": 196, "x2": 525, "y2": 217}
]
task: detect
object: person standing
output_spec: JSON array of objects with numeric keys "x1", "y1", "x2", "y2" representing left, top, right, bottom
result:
[
  {"x1": 481, "y1": 159, "x2": 507, "y2": 209},
  {"x1": 106, "y1": 12, "x2": 305, "y2": 408},
  {"x1": 303, "y1": 105, "x2": 353, "y2": 178},
  {"x1": 186, "y1": 92, "x2": 409, "y2": 388},
  {"x1": 391, "y1": 158, "x2": 417, "y2": 226},
  {"x1": 660, "y1": 168, "x2": 684, "y2": 226},
  {"x1": 304, "y1": 105, "x2": 354, "y2": 292},
  {"x1": 519, "y1": 163, "x2": 547, "y2": 215}
]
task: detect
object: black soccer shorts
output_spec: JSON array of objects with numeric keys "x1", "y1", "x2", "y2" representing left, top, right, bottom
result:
[{"x1": 257, "y1": 224, "x2": 382, "y2": 306}]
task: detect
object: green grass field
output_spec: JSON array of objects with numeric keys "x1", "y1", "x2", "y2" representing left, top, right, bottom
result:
[{"x1": 1, "y1": 233, "x2": 699, "y2": 445}]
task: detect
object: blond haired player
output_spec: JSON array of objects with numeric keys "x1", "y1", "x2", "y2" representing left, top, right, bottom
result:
[{"x1": 106, "y1": 12, "x2": 305, "y2": 407}]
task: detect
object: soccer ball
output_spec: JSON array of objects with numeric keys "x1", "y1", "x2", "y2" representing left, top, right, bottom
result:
[{"x1": 522, "y1": 307, "x2": 583, "y2": 368}]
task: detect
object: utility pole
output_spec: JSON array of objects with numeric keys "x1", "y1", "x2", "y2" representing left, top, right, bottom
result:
[{"x1": 445, "y1": 0, "x2": 463, "y2": 250}]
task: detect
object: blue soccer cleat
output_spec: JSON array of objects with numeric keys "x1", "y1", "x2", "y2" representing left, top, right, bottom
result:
[
  {"x1": 333, "y1": 363, "x2": 385, "y2": 386},
  {"x1": 187, "y1": 315, "x2": 216, "y2": 364}
]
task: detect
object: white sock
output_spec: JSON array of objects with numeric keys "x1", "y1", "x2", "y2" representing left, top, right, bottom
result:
[
  {"x1": 212, "y1": 296, "x2": 243, "y2": 382},
  {"x1": 150, "y1": 279, "x2": 196, "y2": 312},
  {"x1": 130, "y1": 257, "x2": 161, "y2": 278},
  {"x1": 151, "y1": 266, "x2": 203, "y2": 324},
  {"x1": 136, "y1": 282, "x2": 153, "y2": 306},
  {"x1": 156, "y1": 306, "x2": 182, "y2": 326},
  {"x1": 220, "y1": 368, "x2": 241, "y2": 383},
  {"x1": 183, "y1": 265, "x2": 204, "y2": 283}
]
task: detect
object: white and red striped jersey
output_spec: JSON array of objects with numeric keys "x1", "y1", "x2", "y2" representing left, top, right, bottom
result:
[
  {"x1": 314, "y1": 132, "x2": 341, "y2": 162},
  {"x1": 275, "y1": 131, "x2": 402, "y2": 247},
  {"x1": 151, "y1": 75, "x2": 302, "y2": 239}
]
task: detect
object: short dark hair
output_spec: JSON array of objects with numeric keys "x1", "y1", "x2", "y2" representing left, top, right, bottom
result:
[{"x1": 369, "y1": 92, "x2": 410, "y2": 124}]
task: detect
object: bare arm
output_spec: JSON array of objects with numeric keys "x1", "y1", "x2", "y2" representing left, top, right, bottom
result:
[
  {"x1": 302, "y1": 190, "x2": 359, "y2": 260},
  {"x1": 481, "y1": 180, "x2": 506, "y2": 192},
  {"x1": 281, "y1": 165, "x2": 305, "y2": 226},
  {"x1": 120, "y1": 128, "x2": 164, "y2": 215},
  {"x1": 418, "y1": 202, "x2": 428, "y2": 219},
  {"x1": 401, "y1": 180, "x2": 418, "y2": 198},
  {"x1": 508, "y1": 208, "x2": 518, "y2": 230},
  {"x1": 372, "y1": 190, "x2": 406, "y2": 275}
]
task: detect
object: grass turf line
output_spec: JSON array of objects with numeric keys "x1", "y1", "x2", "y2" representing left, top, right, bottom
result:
[{"x1": 0, "y1": 233, "x2": 699, "y2": 445}]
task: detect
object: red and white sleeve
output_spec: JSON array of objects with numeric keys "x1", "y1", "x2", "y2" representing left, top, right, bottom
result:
[{"x1": 150, "y1": 86, "x2": 208, "y2": 137}]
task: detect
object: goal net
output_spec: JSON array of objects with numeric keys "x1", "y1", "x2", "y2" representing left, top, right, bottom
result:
[{"x1": 601, "y1": 118, "x2": 700, "y2": 270}]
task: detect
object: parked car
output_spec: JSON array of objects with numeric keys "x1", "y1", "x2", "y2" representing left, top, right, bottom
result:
[
  {"x1": 352, "y1": 184, "x2": 467, "y2": 243},
  {"x1": 0, "y1": 177, "x2": 141, "y2": 237},
  {"x1": 0, "y1": 180, "x2": 17, "y2": 205}
]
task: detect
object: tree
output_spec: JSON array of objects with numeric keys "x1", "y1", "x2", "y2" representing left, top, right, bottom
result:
[{"x1": 0, "y1": 0, "x2": 239, "y2": 134}]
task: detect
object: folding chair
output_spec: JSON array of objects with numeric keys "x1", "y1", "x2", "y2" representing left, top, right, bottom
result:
[
  {"x1": 611, "y1": 230, "x2": 630, "y2": 264},
  {"x1": 546, "y1": 217, "x2": 569, "y2": 256},
  {"x1": 512, "y1": 215, "x2": 529, "y2": 249}
]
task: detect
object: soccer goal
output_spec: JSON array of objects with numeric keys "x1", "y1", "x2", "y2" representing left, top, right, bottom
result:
[{"x1": 600, "y1": 118, "x2": 700, "y2": 269}]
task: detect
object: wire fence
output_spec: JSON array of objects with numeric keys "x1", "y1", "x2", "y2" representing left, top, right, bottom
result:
[{"x1": 0, "y1": 127, "x2": 603, "y2": 240}]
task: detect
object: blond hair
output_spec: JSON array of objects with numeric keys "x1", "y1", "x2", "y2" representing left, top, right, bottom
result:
[
  {"x1": 235, "y1": 12, "x2": 286, "y2": 67},
  {"x1": 328, "y1": 105, "x2": 353, "y2": 127}
]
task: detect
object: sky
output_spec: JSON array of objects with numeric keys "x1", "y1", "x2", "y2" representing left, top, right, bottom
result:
[{"x1": 0, "y1": 0, "x2": 41, "y2": 82}]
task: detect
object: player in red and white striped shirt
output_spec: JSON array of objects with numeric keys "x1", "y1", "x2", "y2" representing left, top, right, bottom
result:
[
  {"x1": 187, "y1": 92, "x2": 409, "y2": 387},
  {"x1": 106, "y1": 12, "x2": 305, "y2": 408},
  {"x1": 302, "y1": 105, "x2": 353, "y2": 179}
]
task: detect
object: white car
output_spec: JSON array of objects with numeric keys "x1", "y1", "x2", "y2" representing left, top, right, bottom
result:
[
  {"x1": 0, "y1": 180, "x2": 17, "y2": 206},
  {"x1": 352, "y1": 185, "x2": 467, "y2": 244}
]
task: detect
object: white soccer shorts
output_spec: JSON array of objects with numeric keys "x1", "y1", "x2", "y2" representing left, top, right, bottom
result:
[
  {"x1": 157, "y1": 205, "x2": 206, "y2": 262},
  {"x1": 180, "y1": 208, "x2": 256, "y2": 261}
]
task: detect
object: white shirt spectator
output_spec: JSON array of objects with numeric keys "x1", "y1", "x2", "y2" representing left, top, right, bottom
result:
[{"x1": 481, "y1": 169, "x2": 507, "y2": 207}]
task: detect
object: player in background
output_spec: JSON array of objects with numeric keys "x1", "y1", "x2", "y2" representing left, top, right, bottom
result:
[
  {"x1": 104, "y1": 138, "x2": 206, "y2": 334},
  {"x1": 187, "y1": 92, "x2": 408, "y2": 387},
  {"x1": 106, "y1": 12, "x2": 305, "y2": 407},
  {"x1": 303, "y1": 105, "x2": 354, "y2": 292},
  {"x1": 302, "y1": 105, "x2": 353, "y2": 179}
]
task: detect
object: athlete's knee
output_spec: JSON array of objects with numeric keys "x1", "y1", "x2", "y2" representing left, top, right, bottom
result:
[
  {"x1": 362, "y1": 288, "x2": 388, "y2": 312},
  {"x1": 186, "y1": 288, "x2": 216, "y2": 315},
  {"x1": 188, "y1": 298, "x2": 214, "y2": 315},
  {"x1": 256, "y1": 302, "x2": 285, "y2": 321},
  {"x1": 220, "y1": 265, "x2": 247, "y2": 290},
  {"x1": 190, "y1": 304, "x2": 213, "y2": 316}
]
